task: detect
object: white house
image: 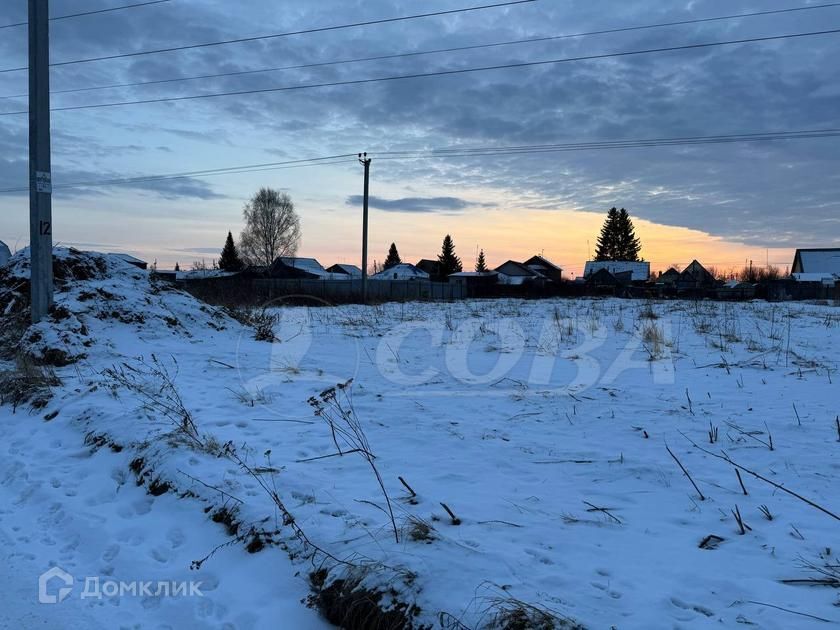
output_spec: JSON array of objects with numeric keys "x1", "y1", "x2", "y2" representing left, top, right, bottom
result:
[
  {"x1": 583, "y1": 260, "x2": 650, "y2": 282},
  {"x1": 371, "y1": 263, "x2": 429, "y2": 281},
  {"x1": 791, "y1": 248, "x2": 840, "y2": 276}
]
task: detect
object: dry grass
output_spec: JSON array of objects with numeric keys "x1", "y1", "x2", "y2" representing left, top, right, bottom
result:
[{"x1": 0, "y1": 352, "x2": 60, "y2": 411}]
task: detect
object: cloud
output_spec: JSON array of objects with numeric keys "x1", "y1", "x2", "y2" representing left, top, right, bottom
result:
[
  {"x1": 345, "y1": 195, "x2": 494, "y2": 213},
  {"x1": 1, "y1": 0, "x2": 839, "y2": 248}
]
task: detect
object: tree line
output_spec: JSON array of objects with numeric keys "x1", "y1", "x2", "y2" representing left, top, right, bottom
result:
[{"x1": 201, "y1": 186, "x2": 646, "y2": 275}]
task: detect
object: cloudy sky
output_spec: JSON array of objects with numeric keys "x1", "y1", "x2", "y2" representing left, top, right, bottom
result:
[{"x1": 1, "y1": 0, "x2": 838, "y2": 275}]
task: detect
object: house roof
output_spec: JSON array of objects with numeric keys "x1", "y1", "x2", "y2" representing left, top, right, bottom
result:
[
  {"x1": 584, "y1": 260, "x2": 650, "y2": 281},
  {"x1": 371, "y1": 263, "x2": 430, "y2": 280},
  {"x1": 495, "y1": 260, "x2": 545, "y2": 277},
  {"x1": 792, "y1": 248, "x2": 840, "y2": 275},
  {"x1": 523, "y1": 255, "x2": 562, "y2": 272},
  {"x1": 277, "y1": 257, "x2": 326, "y2": 275},
  {"x1": 327, "y1": 263, "x2": 362, "y2": 276},
  {"x1": 679, "y1": 260, "x2": 717, "y2": 284}
]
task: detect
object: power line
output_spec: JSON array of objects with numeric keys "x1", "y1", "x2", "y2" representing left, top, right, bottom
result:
[
  {"x1": 371, "y1": 129, "x2": 840, "y2": 158},
  {"x1": 2, "y1": 27, "x2": 838, "y2": 116},
  {"x1": 2, "y1": 2, "x2": 838, "y2": 101},
  {"x1": 0, "y1": 154, "x2": 358, "y2": 195},
  {"x1": 0, "y1": 128, "x2": 835, "y2": 195},
  {"x1": 0, "y1": 0, "x2": 172, "y2": 30},
  {"x1": 0, "y1": 0, "x2": 537, "y2": 74}
]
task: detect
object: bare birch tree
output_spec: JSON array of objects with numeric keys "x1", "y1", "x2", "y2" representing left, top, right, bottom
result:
[{"x1": 239, "y1": 188, "x2": 301, "y2": 266}]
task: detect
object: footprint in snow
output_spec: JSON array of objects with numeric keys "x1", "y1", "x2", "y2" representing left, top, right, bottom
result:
[
  {"x1": 670, "y1": 597, "x2": 714, "y2": 618},
  {"x1": 167, "y1": 527, "x2": 185, "y2": 549},
  {"x1": 102, "y1": 543, "x2": 120, "y2": 562}
]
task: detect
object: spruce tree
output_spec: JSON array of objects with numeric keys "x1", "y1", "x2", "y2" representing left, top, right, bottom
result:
[
  {"x1": 475, "y1": 249, "x2": 488, "y2": 272},
  {"x1": 615, "y1": 208, "x2": 642, "y2": 261},
  {"x1": 219, "y1": 231, "x2": 244, "y2": 271},
  {"x1": 438, "y1": 234, "x2": 463, "y2": 277},
  {"x1": 383, "y1": 243, "x2": 402, "y2": 269},
  {"x1": 594, "y1": 208, "x2": 620, "y2": 261}
]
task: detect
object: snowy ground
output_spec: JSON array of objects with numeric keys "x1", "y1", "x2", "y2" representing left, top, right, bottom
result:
[{"x1": 1, "y1": 250, "x2": 838, "y2": 629}]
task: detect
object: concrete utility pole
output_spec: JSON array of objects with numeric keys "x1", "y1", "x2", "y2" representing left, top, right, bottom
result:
[
  {"x1": 358, "y1": 153, "x2": 371, "y2": 304},
  {"x1": 29, "y1": 0, "x2": 54, "y2": 323}
]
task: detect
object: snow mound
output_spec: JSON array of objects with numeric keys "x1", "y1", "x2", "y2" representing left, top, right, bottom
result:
[{"x1": 0, "y1": 248, "x2": 231, "y2": 366}]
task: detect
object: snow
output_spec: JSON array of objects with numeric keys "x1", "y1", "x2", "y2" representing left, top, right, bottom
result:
[
  {"x1": 1, "y1": 248, "x2": 839, "y2": 628},
  {"x1": 0, "y1": 240, "x2": 10, "y2": 267}
]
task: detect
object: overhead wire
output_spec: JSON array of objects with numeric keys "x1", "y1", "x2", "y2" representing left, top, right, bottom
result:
[
  {"x1": 0, "y1": 0, "x2": 538, "y2": 73},
  {"x1": 0, "y1": 0, "x2": 172, "y2": 30},
  {"x1": 0, "y1": 129, "x2": 835, "y2": 195},
  {"x1": 2, "y1": 2, "x2": 839, "y2": 101}
]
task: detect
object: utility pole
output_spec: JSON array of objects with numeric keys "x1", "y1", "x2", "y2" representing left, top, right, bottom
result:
[
  {"x1": 29, "y1": 0, "x2": 54, "y2": 323},
  {"x1": 358, "y1": 153, "x2": 371, "y2": 304}
]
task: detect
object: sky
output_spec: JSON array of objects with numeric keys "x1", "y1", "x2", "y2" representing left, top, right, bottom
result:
[{"x1": 1, "y1": 0, "x2": 838, "y2": 275}]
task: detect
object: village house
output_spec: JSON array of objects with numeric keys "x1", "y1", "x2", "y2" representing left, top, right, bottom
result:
[
  {"x1": 583, "y1": 260, "x2": 650, "y2": 282},
  {"x1": 791, "y1": 248, "x2": 840, "y2": 279},
  {"x1": 448, "y1": 271, "x2": 499, "y2": 290},
  {"x1": 415, "y1": 259, "x2": 442, "y2": 279},
  {"x1": 523, "y1": 255, "x2": 563, "y2": 282},
  {"x1": 677, "y1": 260, "x2": 718, "y2": 291},
  {"x1": 371, "y1": 263, "x2": 430, "y2": 281},
  {"x1": 494, "y1": 260, "x2": 547, "y2": 286},
  {"x1": 326, "y1": 263, "x2": 362, "y2": 277}
]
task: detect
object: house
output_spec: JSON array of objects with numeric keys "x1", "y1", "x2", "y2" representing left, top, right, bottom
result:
[
  {"x1": 658, "y1": 268, "x2": 681, "y2": 285},
  {"x1": 583, "y1": 260, "x2": 650, "y2": 282},
  {"x1": 371, "y1": 263, "x2": 430, "y2": 281},
  {"x1": 448, "y1": 271, "x2": 499, "y2": 290},
  {"x1": 494, "y1": 260, "x2": 547, "y2": 285},
  {"x1": 677, "y1": 260, "x2": 717, "y2": 290},
  {"x1": 585, "y1": 268, "x2": 620, "y2": 287},
  {"x1": 523, "y1": 255, "x2": 563, "y2": 282},
  {"x1": 0, "y1": 240, "x2": 10, "y2": 267},
  {"x1": 111, "y1": 253, "x2": 148, "y2": 270},
  {"x1": 276, "y1": 257, "x2": 329, "y2": 277},
  {"x1": 326, "y1": 263, "x2": 362, "y2": 278},
  {"x1": 791, "y1": 248, "x2": 840, "y2": 276},
  {"x1": 269, "y1": 257, "x2": 323, "y2": 279},
  {"x1": 415, "y1": 259, "x2": 442, "y2": 278}
]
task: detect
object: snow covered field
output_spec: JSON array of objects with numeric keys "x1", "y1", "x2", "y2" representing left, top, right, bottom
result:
[{"x1": 1, "y1": 249, "x2": 838, "y2": 629}]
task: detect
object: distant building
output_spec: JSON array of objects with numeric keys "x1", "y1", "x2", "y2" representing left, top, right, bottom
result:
[
  {"x1": 371, "y1": 263, "x2": 429, "y2": 281},
  {"x1": 0, "y1": 240, "x2": 10, "y2": 267},
  {"x1": 495, "y1": 260, "x2": 547, "y2": 285},
  {"x1": 585, "y1": 268, "x2": 621, "y2": 288},
  {"x1": 415, "y1": 259, "x2": 442, "y2": 278},
  {"x1": 791, "y1": 248, "x2": 840, "y2": 276},
  {"x1": 448, "y1": 271, "x2": 499, "y2": 290},
  {"x1": 583, "y1": 260, "x2": 650, "y2": 282},
  {"x1": 677, "y1": 260, "x2": 718, "y2": 290},
  {"x1": 658, "y1": 267, "x2": 681, "y2": 285},
  {"x1": 523, "y1": 255, "x2": 563, "y2": 282},
  {"x1": 110, "y1": 253, "x2": 148, "y2": 270},
  {"x1": 326, "y1": 263, "x2": 362, "y2": 277},
  {"x1": 269, "y1": 257, "x2": 323, "y2": 279}
]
